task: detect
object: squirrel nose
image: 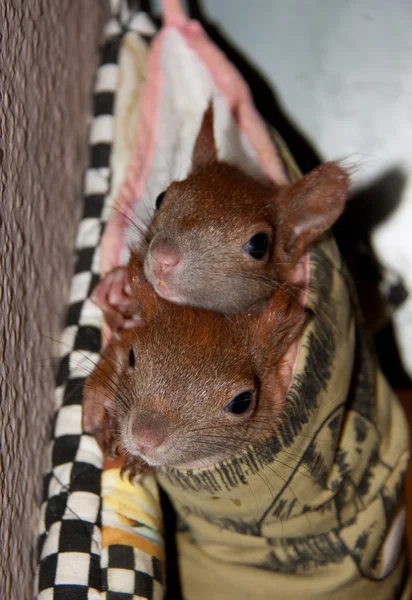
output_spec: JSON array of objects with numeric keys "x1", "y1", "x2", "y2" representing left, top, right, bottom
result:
[
  {"x1": 131, "y1": 411, "x2": 168, "y2": 453},
  {"x1": 150, "y1": 243, "x2": 181, "y2": 276}
]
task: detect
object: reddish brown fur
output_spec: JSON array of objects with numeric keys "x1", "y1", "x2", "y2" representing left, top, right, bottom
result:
[
  {"x1": 84, "y1": 105, "x2": 346, "y2": 474},
  {"x1": 92, "y1": 104, "x2": 349, "y2": 327},
  {"x1": 143, "y1": 104, "x2": 349, "y2": 313},
  {"x1": 83, "y1": 255, "x2": 306, "y2": 474}
]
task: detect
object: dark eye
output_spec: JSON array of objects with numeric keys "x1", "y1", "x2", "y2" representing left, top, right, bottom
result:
[
  {"x1": 244, "y1": 233, "x2": 270, "y2": 260},
  {"x1": 128, "y1": 348, "x2": 135, "y2": 368},
  {"x1": 224, "y1": 391, "x2": 253, "y2": 415},
  {"x1": 155, "y1": 191, "x2": 166, "y2": 211}
]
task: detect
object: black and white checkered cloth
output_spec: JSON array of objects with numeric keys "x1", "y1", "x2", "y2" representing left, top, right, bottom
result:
[{"x1": 36, "y1": 3, "x2": 161, "y2": 598}]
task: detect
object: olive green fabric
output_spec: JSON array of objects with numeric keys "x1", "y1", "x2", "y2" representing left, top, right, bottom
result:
[{"x1": 158, "y1": 237, "x2": 410, "y2": 599}]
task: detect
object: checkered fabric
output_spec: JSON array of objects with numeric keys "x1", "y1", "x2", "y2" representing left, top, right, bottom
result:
[{"x1": 35, "y1": 3, "x2": 160, "y2": 598}]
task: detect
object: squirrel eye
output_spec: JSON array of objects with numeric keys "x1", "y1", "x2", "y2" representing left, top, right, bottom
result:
[
  {"x1": 224, "y1": 391, "x2": 253, "y2": 415},
  {"x1": 244, "y1": 233, "x2": 270, "y2": 260},
  {"x1": 128, "y1": 348, "x2": 136, "y2": 368},
  {"x1": 155, "y1": 191, "x2": 166, "y2": 211}
]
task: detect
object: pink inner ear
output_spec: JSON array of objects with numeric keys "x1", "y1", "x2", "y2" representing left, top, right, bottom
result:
[{"x1": 287, "y1": 216, "x2": 326, "y2": 254}]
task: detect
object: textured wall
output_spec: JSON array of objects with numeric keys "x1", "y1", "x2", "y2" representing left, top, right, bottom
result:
[{"x1": 0, "y1": 2, "x2": 103, "y2": 598}]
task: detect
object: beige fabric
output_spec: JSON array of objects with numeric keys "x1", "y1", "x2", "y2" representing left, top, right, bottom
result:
[{"x1": 158, "y1": 237, "x2": 410, "y2": 599}]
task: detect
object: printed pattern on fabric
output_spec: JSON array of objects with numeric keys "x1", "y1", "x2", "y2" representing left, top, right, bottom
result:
[
  {"x1": 35, "y1": 4, "x2": 163, "y2": 599},
  {"x1": 157, "y1": 240, "x2": 410, "y2": 600}
]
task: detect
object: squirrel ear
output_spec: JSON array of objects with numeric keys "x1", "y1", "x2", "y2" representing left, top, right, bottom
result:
[
  {"x1": 82, "y1": 330, "x2": 136, "y2": 453},
  {"x1": 191, "y1": 100, "x2": 217, "y2": 173},
  {"x1": 82, "y1": 336, "x2": 124, "y2": 438},
  {"x1": 128, "y1": 251, "x2": 161, "y2": 321},
  {"x1": 245, "y1": 289, "x2": 306, "y2": 403},
  {"x1": 275, "y1": 162, "x2": 349, "y2": 272},
  {"x1": 247, "y1": 288, "x2": 306, "y2": 364}
]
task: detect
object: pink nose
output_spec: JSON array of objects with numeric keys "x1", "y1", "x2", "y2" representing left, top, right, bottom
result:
[
  {"x1": 150, "y1": 244, "x2": 180, "y2": 278},
  {"x1": 131, "y1": 411, "x2": 167, "y2": 453}
]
